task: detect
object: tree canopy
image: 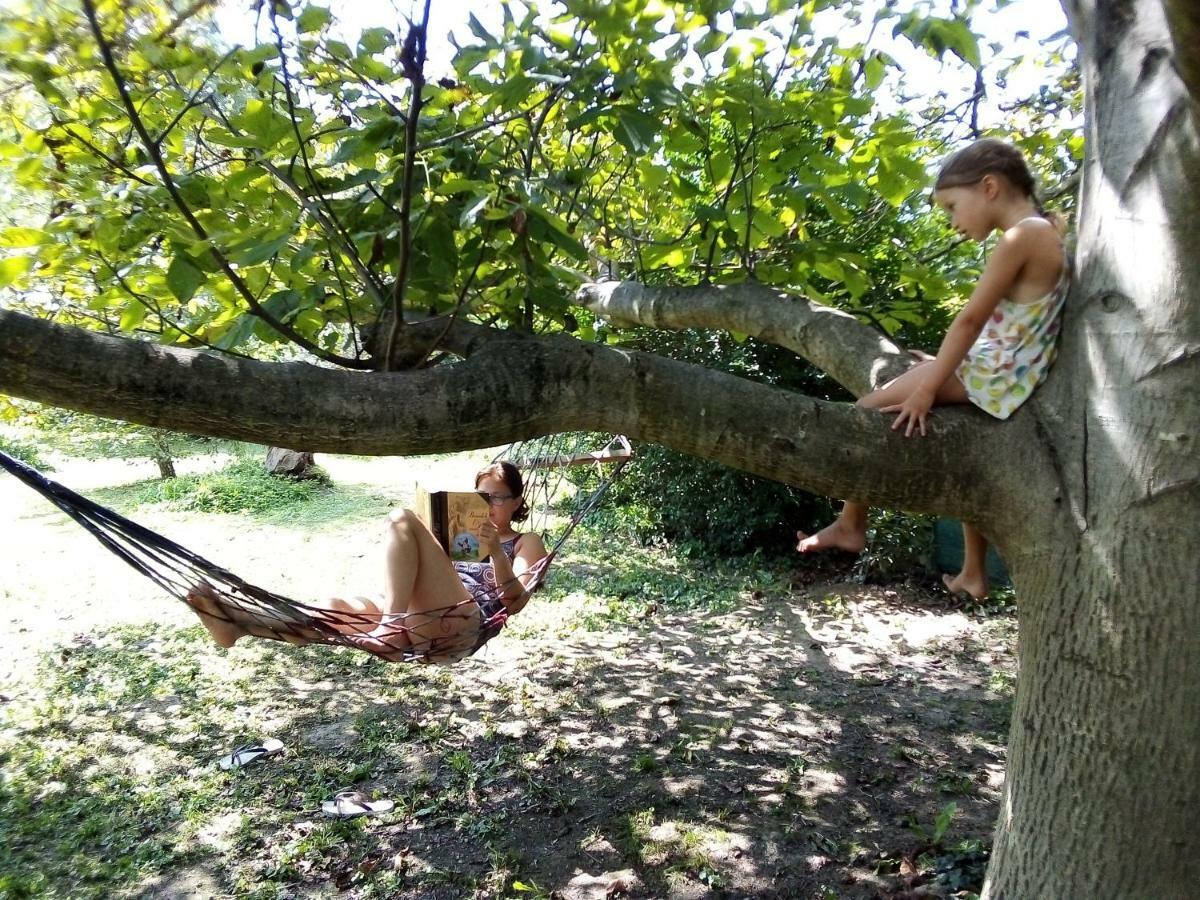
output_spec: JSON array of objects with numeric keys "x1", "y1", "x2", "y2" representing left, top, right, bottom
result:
[{"x1": 0, "y1": 0, "x2": 1078, "y2": 388}]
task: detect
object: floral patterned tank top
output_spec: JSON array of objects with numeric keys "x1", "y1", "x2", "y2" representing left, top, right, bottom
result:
[{"x1": 956, "y1": 234, "x2": 1070, "y2": 420}]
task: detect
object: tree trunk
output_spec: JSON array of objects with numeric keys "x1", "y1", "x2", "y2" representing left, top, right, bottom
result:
[
  {"x1": 149, "y1": 430, "x2": 175, "y2": 479},
  {"x1": 984, "y1": 1, "x2": 1200, "y2": 895},
  {"x1": 265, "y1": 447, "x2": 316, "y2": 478}
]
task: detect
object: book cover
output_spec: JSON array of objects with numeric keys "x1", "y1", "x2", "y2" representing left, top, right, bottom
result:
[{"x1": 414, "y1": 483, "x2": 491, "y2": 561}]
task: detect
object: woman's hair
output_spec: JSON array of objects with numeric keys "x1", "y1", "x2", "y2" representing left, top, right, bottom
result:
[
  {"x1": 475, "y1": 461, "x2": 530, "y2": 523},
  {"x1": 935, "y1": 138, "x2": 1063, "y2": 229}
]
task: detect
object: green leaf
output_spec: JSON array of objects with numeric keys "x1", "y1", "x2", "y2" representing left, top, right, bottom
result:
[
  {"x1": 864, "y1": 54, "x2": 887, "y2": 90},
  {"x1": 166, "y1": 255, "x2": 206, "y2": 303},
  {"x1": 0, "y1": 227, "x2": 45, "y2": 248},
  {"x1": 468, "y1": 13, "x2": 495, "y2": 44},
  {"x1": 119, "y1": 302, "x2": 147, "y2": 332},
  {"x1": 814, "y1": 259, "x2": 844, "y2": 282},
  {"x1": 231, "y1": 99, "x2": 293, "y2": 150},
  {"x1": 436, "y1": 177, "x2": 489, "y2": 195},
  {"x1": 296, "y1": 5, "x2": 331, "y2": 34},
  {"x1": 0, "y1": 255, "x2": 33, "y2": 288},
  {"x1": 358, "y1": 27, "x2": 393, "y2": 54},
  {"x1": 213, "y1": 314, "x2": 257, "y2": 351},
  {"x1": 262, "y1": 289, "x2": 303, "y2": 322},
  {"x1": 613, "y1": 109, "x2": 658, "y2": 156},
  {"x1": 228, "y1": 234, "x2": 291, "y2": 266},
  {"x1": 565, "y1": 107, "x2": 608, "y2": 131},
  {"x1": 526, "y1": 207, "x2": 586, "y2": 261},
  {"x1": 459, "y1": 193, "x2": 490, "y2": 228}
]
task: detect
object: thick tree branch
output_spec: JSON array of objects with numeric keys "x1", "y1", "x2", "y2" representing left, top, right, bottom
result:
[
  {"x1": 578, "y1": 280, "x2": 913, "y2": 397},
  {"x1": 0, "y1": 307, "x2": 1037, "y2": 530}
]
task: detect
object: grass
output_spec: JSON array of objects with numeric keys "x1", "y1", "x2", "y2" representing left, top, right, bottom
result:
[
  {"x1": 0, "y1": 433, "x2": 54, "y2": 471},
  {"x1": 0, "y1": 453, "x2": 1017, "y2": 899},
  {"x1": 533, "y1": 527, "x2": 793, "y2": 635},
  {"x1": 86, "y1": 458, "x2": 394, "y2": 527}
]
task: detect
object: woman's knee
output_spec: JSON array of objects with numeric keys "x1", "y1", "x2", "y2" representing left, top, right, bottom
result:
[{"x1": 386, "y1": 507, "x2": 421, "y2": 534}]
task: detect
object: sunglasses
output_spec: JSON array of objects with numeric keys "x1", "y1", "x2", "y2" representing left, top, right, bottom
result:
[{"x1": 477, "y1": 492, "x2": 517, "y2": 506}]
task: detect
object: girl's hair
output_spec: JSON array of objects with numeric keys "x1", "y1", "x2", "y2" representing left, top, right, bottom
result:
[
  {"x1": 935, "y1": 138, "x2": 1064, "y2": 230},
  {"x1": 475, "y1": 461, "x2": 530, "y2": 523}
]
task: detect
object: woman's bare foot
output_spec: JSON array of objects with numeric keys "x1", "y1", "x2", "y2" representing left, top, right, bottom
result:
[
  {"x1": 185, "y1": 583, "x2": 248, "y2": 648},
  {"x1": 795, "y1": 521, "x2": 867, "y2": 554},
  {"x1": 186, "y1": 582, "x2": 329, "y2": 648},
  {"x1": 942, "y1": 571, "x2": 988, "y2": 601},
  {"x1": 327, "y1": 597, "x2": 383, "y2": 636}
]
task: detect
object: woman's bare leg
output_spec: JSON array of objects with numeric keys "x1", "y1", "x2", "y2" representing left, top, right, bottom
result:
[
  {"x1": 186, "y1": 584, "x2": 246, "y2": 648},
  {"x1": 365, "y1": 509, "x2": 479, "y2": 658},
  {"x1": 797, "y1": 362, "x2": 970, "y2": 554},
  {"x1": 184, "y1": 582, "x2": 330, "y2": 648},
  {"x1": 943, "y1": 522, "x2": 989, "y2": 600},
  {"x1": 185, "y1": 509, "x2": 481, "y2": 660}
]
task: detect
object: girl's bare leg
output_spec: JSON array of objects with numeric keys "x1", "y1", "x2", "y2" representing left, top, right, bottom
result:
[
  {"x1": 797, "y1": 362, "x2": 970, "y2": 554},
  {"x1": 796, "y1": 502, "x2": 869, "y2": 553},
  {"x1": 943, "y1": 522, "x2": 989, "y2": 600}
]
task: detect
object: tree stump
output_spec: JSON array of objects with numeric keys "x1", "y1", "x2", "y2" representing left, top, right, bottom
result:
[{"x1": 264, "y1": 447, "x2": 316, "y2": 478}]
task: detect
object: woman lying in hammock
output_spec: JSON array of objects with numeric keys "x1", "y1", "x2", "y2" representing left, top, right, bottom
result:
[{"x1": 185, "y1": 462, "x2": 549, "y2": 664}]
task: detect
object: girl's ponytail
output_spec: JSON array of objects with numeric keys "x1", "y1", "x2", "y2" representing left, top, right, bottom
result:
[{"x1": 1034, "y1": 198, "x2": 1068, "y2": 236}]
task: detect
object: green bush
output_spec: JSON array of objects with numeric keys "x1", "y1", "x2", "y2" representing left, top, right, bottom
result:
[
  {"x1": 128, "y1": 458, "x2": 330, "y2": 515},
  {"x1": 578, "y1": 328, "x2": 842, "y2": 557},
  {"x1": 583, "y1": 443, "x2": 834, "y2": 557},
  {"x1": 0, "y1": 433, "x2": 52, "y2": 471},
  {"x1": 853, "y1": 509, "x2": 935, "y2": 582}
]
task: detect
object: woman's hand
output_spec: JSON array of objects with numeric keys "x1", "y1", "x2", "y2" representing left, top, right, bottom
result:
[
  {"x1": 883, "y1": 386, "x2": 936, "y2": 437},
  {"x1": 477, "y1": 520, "x2": 503, "y2": 558}
]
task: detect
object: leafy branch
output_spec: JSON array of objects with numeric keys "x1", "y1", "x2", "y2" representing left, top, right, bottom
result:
[{"x1": 80, "y1": 0, "x2": 370, "y2": 369}]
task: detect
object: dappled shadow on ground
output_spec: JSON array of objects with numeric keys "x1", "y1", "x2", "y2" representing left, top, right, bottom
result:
[{"x1": 0, "y1": 580, "x2": 1014, "y2": 899}]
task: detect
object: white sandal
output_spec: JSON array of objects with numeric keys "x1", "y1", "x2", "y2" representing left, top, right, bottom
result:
[
  {"x1": 217, "y1": 738, "x2": 285, "y2": 770},
  {"x1": 320, "y1": 789, "x2": 395, "y2": 819}
]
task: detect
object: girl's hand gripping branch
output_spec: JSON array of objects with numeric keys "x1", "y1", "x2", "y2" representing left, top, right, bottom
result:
[{"x1": 884, "y1": 383, "x2": 937, "y2": 437}]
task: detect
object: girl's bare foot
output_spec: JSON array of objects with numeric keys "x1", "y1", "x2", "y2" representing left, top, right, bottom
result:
[
  {"x1": 185, "y1": 583, "x2": 248, "y2": 648},
  {"x1": 942, "y1": 571, "x2": 988, "y2": 601},
  {"x1": 795, "y1": 521, "x2": 867, "y2": 554}
]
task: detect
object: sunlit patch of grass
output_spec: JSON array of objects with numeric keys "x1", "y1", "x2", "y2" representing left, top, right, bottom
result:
[
  {"x1": 88, "y1": 459, "x2": 393, "y2": 527},
  {"x1": 536, "y1": 525, "x2": 781, "y2": 629},
  {"x1": 611, "y1": 807, "x2": 733, "y2": 889}
]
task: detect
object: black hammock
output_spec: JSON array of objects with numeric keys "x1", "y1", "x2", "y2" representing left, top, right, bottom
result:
[{"x1": 0, "y1": 434, "x2": 632, "y2": 663}]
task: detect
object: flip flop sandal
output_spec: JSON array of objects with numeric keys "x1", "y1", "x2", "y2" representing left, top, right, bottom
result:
[
  {"x1": 217, "y1": 738, "x2": 285, "y2": 770},
  {"x1": 321, "y1": 790, "x2": 395, "y2": 819}
]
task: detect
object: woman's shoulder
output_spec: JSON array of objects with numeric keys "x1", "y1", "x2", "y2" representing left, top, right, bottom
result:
[{"x1": 513, "y1": 531, "x2": 547, "y2": 554}]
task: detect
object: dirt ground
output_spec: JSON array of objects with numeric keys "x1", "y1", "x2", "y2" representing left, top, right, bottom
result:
[{"x1": 0, "y1": 454, "x2": 1016, "y2": 899}]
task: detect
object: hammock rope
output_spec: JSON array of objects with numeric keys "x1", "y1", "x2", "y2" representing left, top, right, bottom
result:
[{"x1": 0, "y1": 434, "x2": 632, "y2": 663}]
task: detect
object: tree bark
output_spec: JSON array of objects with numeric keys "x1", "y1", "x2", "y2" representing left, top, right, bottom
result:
[
  {"x1": 577, "y1": 279, "x2": 913, "y2": 397},
  {"x1": 982, "y1": 2, "x2": 1200, "y2": 896}
]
